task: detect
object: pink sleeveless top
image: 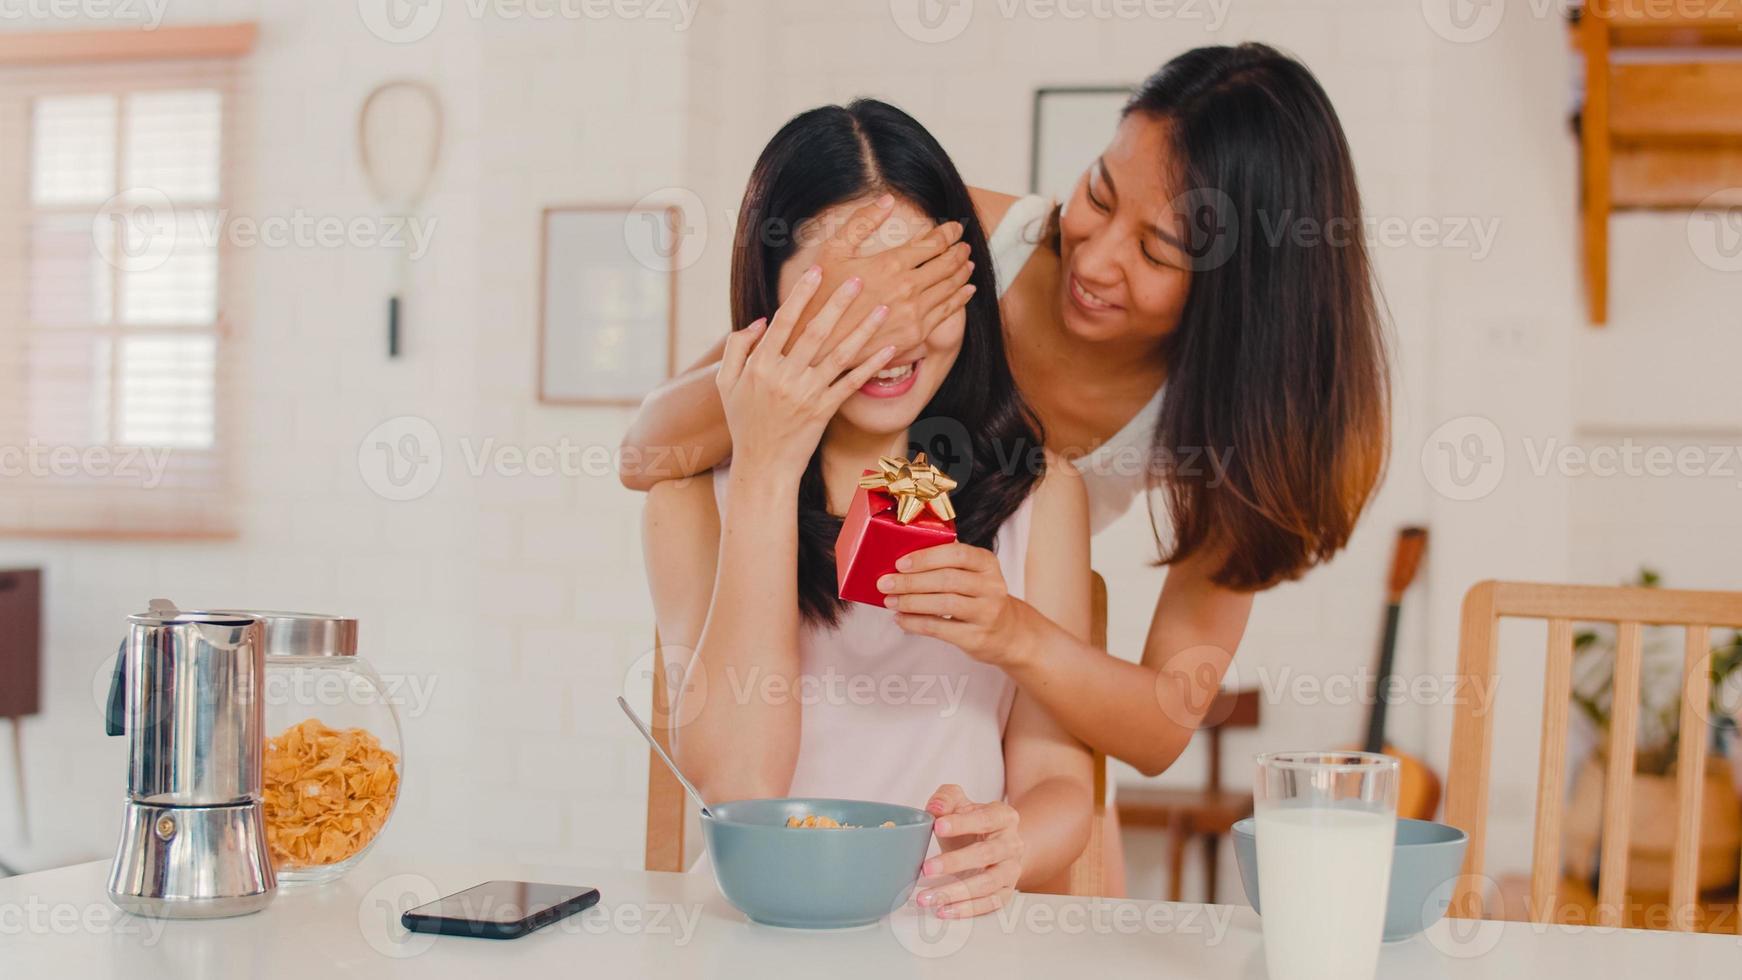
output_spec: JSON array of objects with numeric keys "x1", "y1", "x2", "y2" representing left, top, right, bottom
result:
[{"x1": 712, "y1": 465, "x2": 1029, "y2": 809}]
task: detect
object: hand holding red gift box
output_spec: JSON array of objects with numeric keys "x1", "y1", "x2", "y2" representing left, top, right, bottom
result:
[{"x1": 835, "y1": 453, "x2": 958, "y2": 607}]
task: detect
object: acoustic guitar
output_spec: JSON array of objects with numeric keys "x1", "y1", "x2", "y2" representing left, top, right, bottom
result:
[{"x1": 1351, "y1": 526, "x2": 1442, "y2": 821}]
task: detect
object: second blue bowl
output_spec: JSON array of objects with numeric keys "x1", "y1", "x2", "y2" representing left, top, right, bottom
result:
[{"x1": 1231, "y1": 816, "x2": 1468, "y2": 942}]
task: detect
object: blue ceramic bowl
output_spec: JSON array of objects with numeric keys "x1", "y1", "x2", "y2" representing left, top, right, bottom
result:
[
  {"x1": 701, "y1": 798, "x2": 934, "y2": 929},
  {"x1": 1231, "y1": 816, "x2": 1468, "y2": 942}
]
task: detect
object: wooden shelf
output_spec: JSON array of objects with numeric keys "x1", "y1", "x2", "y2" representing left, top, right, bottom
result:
[
  {"x1": 1610, "y1": 63, "x2": 1742, "y2": 143},
  {"x1": 1575, "y1": 4, "x2": 1742, "y2": 324},
  {"x1": 1612, "y1": 144, "x2": 1742, "y2": 207},
  {"x1": 1611, "y1": 23, "x2": 1742, "y2": 47},
  {"x1": 0, "y1": 23, "x2": 256, "y2": 66}
]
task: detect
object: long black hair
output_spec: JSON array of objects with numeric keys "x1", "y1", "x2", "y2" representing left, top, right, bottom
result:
[
  {"x1": 1127, "y1": 44, "x2": 1390, "y2": 590},
  {"x1": 730, "y1": 99, "x2": 1043, "y2": 627}
]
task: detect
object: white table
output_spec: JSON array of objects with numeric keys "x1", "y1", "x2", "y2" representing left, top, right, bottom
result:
[{"x1": 1, "y1": 859, "x2": 1736, "y2": 978}]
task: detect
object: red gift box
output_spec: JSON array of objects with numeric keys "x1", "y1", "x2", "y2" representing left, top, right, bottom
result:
[{"x1": 835, "y1": 454, "x2": 958, "y2": 608}]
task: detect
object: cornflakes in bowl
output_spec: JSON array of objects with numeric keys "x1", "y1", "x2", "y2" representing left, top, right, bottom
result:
[{"x1": 785, "y1": 815, "x2": 897, "y2": 829}]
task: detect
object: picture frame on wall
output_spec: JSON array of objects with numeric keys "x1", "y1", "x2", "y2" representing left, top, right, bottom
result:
[
  {"x1": 1030, "y1": 85, "x2": 1132, "y2": 201},
  {"x1": 537, "y1": 204, "x2": 679, "y2": 406}
]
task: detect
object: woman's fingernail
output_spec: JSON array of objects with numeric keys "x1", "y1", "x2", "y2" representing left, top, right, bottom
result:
[
  {"x1": 846, "y1": 277, "x2": 863, "y2": 294},
  {"x1": 877, "y1": 575, "x2": 895, "y2": 590},
  {"x1": 805, "y1": 265, "x2": 822, "y2": 281},
  {"x1": 883, "y1": 597, "x2": 898, "y2": 610},
  {"x1": 877, "y1": 193, "x2": 894, "y2": 208},
  {"x1": 916, "y1": 891, "x2": 933, "y2": 907},
  {"x1": 896, "y1": 557, "x2": 913, "y2": 571},
  {"x1": 938, "y1": 908, "x2": 956, "y2": 919},
  {"x1": 927, "y1": 799, "x2": 945, "y2": 813},
  {"x1": 935, "y1": 820, "x2": 952, "y2": 835},
  {"x1": 872, "y1": 305, "x2": 890, "y2": 320}
]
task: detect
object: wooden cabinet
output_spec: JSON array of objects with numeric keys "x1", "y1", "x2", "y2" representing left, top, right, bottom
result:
[{"x1": 0, "y1": 568, "x2": 39, "y2": 719}]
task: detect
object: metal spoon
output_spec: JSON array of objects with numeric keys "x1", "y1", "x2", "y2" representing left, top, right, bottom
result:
[{"x1": 616, "y1": 695, "x2": 713, "y2": 818}]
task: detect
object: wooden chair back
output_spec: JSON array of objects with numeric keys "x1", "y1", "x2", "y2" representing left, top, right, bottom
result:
[
  {"x1": 1203, "y1": 688, "x2": 1261, "y2": 795},
  {"x1": 643, "y1": 631, "x2": 688, "y2": 873},
  {"x1": 644, "y1": 572, "x2": 1114, "y2": 898},
  {"x1": 1063, "y1": 571, "x2": 1110, "y2": 897},
  {"x1": 1445, "y1": 580, "x2": 1742, "y2": 931}
]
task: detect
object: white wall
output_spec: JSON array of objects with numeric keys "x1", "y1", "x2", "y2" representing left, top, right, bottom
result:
[
  {"x1": 1570, "y1": 211, "x2": 1742, "y2": 590},
  {"x1": 1, "y1": 0, "x2": 1736, "y2": 899},
  {"x1": 0, "y1": 0, "x2": 690, "y2": 872}
]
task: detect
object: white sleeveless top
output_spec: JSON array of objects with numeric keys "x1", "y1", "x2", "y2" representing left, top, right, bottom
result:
[
  {"x1": 987, "y1": 194, "x2": 1165, "y2": 535},
  {"x1": 710, "y1": 466, "x2": 1027, "y2": 810}
]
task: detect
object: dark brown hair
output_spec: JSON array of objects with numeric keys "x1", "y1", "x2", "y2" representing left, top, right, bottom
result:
[
  {"x1": 730, "y1": 99, "x2": 1044, "y2": 626},
  {"x1": 1129, "y1": 44, "x2": 1390, "y2": 590}
]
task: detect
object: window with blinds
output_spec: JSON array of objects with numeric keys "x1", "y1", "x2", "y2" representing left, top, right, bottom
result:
[{"x1": 0, "y1": 55, "x2": 246, "y2": 537}]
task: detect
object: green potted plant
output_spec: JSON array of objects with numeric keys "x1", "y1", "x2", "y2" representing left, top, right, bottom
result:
[{"x1": 1565, "y1": 570, "x2": 1742, "y2": 894}]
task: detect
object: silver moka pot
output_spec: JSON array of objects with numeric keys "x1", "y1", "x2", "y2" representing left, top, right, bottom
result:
[{"x1": 103, "y1": 600, "x2": 276, "y2": 918}]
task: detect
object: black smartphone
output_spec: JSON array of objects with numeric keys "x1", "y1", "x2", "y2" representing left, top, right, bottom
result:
[{"x1": 401, "y1": 881, "x2": 601, "y2": 940}]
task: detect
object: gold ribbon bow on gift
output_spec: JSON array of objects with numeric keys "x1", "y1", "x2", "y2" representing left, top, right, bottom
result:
[{"x1": 859, "y1": 452, "x2": 958, "y2": 524}]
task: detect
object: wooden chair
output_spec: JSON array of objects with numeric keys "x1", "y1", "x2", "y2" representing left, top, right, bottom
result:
[
  {"x1": 1114, "y1": 689, "x2": 1261, "y2": 903},
  {"x1": 1445, "y1": 580, "x2": 1742, "y2": 932},
  {"x1": 644, "y1": 573, "x2": 1113, "y2": 897}
]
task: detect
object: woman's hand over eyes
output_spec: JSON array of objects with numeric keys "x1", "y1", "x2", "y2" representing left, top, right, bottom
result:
[
  {"x1": 804, "y1": 195, "x2": 978, "y2": 360},
  {"x1": 716, "y1": 267, "x2": 897, "y2": 478},
  {"x1": 917, "y1": 783, "x2": 1024, "y2": 918}
]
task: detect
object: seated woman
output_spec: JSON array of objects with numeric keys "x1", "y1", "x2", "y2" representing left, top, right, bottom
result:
[{"x1": 642, "y1": 99, "x2": 1094, "y2": 920}]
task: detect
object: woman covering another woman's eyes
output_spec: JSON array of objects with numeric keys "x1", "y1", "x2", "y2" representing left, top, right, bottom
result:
[
  {"x1": 641, "y1": 99, "x2": 1095, "y2": 918},
  {"x1": 624, "y1": 47, "x2": 1390, "y2": 900}
]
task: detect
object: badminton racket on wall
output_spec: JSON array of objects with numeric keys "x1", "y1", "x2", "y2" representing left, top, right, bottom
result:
[{"x1": 357, "y1": 79, "x2": 443, "y2": 358}]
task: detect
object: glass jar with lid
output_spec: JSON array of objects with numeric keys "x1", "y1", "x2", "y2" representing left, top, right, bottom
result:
[{"x1": 233, "y1": 611, "x2": 404, "y2": 886}]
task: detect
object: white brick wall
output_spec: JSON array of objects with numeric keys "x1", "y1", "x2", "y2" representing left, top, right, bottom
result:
[{"x1": 0, "y1": 2, "x2": 686, "y2": 874}]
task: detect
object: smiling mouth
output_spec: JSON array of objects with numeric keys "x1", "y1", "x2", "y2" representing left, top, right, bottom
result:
[
  {"x1": 1068, "y1": 273, "x2": 1122, "y2": 313},
  {"x1": 858, "y1": 359, "x2": 919, "y2": 399}
]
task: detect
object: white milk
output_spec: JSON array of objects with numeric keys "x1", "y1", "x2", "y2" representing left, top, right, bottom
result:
[{"x1": 1255, "y1": 806, "x2": 1396, "y2": 980}]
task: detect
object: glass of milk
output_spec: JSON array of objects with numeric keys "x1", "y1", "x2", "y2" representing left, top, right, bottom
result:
[{"x1": 1253, "y1": 752, "x2": 1399, "y2": 980}]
